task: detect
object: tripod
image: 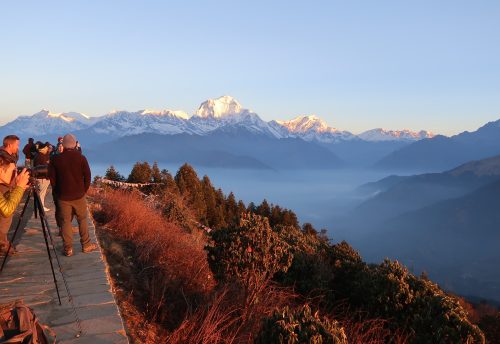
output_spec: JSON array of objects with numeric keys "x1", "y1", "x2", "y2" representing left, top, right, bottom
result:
[{"x1": 0, "y1": 181, "x2": 82, "y2": 337}]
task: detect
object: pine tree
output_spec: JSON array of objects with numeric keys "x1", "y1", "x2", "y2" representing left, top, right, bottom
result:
[
  {"x1": 201, "y1": 175, "x2": 218, "y2": 227},
  {"x1": 302, "y1": 223, "x2": 317, "y2": 236},
  {"x1": 151, "y1": 161, "x2": 162, "y2": 183},
  {"x1": 225, "y1": 192, "x2": 239, "y2": 227},
  {"x1": 128, "y1": 161, "x2": 153, "y2": 183},
  {"x1": 160, "y1": 169, "x2": 179, "y2": 194},
  {"x1": 256, "y1": 199, "x2": 271, "y2": 219},
  {"x1": 104, "y1": 165, "x2": 124, "y2": 181},
  {"x1": 174, "y1": 163, "x2": 207, "y2": 221},
  {"x1": 237, "y1": 200, "x2": 246, "y2": 218},
  {"x1": 247, "y1": 201, "x2": 256, "y2": 213}
]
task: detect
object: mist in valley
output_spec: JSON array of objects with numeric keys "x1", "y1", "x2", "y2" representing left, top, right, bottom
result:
[{"x1": 92, "y1": 160, "x2": 500, "y2": 304}]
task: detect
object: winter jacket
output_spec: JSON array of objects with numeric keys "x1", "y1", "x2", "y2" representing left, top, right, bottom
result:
[
  {"x1": 48, "y1": 149, "x2": 91, "y2": 201},
  {"x1": 0, "y1": 186, "x2": 24, "y2": 218}
]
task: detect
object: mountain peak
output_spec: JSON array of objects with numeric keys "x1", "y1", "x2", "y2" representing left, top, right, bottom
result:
[
  {"x1": 276, "y1": 115, "x2": 333, "y2": 134},
  {"x1": 195, "y1": 95, "x2": 245, "y2": 118},
  {"x1": 140, "y1": 109, "x2": 189, "y2": 119},
  {"x1": 32, "y1": 109, "x2": 90, "y2": 122},
  {"x1": 358, "y1": 128, "x2": 434, "y2": 142}
]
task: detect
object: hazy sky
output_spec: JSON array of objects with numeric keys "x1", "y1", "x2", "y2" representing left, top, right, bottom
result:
[{"x1": 1, "y1": 0, "x2": 499, "y2": 135}]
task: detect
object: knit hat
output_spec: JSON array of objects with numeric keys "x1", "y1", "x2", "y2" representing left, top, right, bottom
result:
[{"x1": 62, "y1": 134, "x2": 77, "y2": 149}]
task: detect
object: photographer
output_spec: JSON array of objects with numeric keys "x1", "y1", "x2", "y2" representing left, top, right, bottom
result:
[
  {"x1": 33, "y1": 142, "x2": 51, "y2": 212},
  {"x1": 48, "y1": 134, "x2": 96, "y2": 257},
  {"x1": 22, "y1": 138, "x2": 35, "y2": 168},
  {"x1": 0, "y1": 135, "x2": 30, "y2": 256}
]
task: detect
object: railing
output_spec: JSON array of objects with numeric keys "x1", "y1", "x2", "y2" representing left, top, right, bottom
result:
[{"x1": 94, "y1": 177, "x2": 160, "y2": 188}]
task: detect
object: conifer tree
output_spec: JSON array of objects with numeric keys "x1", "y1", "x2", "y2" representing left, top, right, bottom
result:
[
  {"x1": 225, "y1": 192, "x2": 239, "y2": 227},
  {"x1": 174, "y1": 163, "x2": 207, "y2": 220},
  {"x1": 201, "y1": 175, "x2": 218, "y2": 227},
  {"x1": 151, "y1": 161, "x2": 162, "y2": 183},
  {"x1": 128, "y1": 162, "x2": 153, "y2": 183},
  {"x1": 247, "y1": 201, "x2": 256, "y2": 213},
  {"x1": 160, "y1": 169, "x2": 179, "y2": 194},
  {"x1": 104, "y1": 165, "x2": 124, "y2": 181},
  {"x1": 257, "y1": 199, "x2": 271, "y2": 219},
  {"x1": 237, "y1": 200, "x2": 246, "y2": 218}
]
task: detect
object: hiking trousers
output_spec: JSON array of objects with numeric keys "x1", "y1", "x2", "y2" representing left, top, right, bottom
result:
[{"x1": 58, "y1": 196, "x2": 91, "y2": 250}]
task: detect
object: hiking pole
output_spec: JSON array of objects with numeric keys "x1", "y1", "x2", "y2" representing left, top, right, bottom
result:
[
  {"x1": 33, "y1": 186, "x2": 83, "y2": 338},
  {"x1": 0, "y1": 188, "x2": 33, "y2": 272}
]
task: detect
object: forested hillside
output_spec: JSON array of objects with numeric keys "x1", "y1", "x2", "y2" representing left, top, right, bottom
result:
[{"x1": 89, "y1": 162, "x2": 499, "y2": 343}]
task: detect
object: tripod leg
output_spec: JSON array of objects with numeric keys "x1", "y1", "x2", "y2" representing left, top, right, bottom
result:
[
  {"x1": 34, "y1": 192, "x2": 62, "y2": 305},
  {"x1": 0, "y1": 189, "x2": 32, "y2": 273},
  {"x1": 33, "y1": 192, "x2": 38, "y2": 219}
]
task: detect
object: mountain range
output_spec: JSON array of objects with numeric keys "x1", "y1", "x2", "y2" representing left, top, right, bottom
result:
[
  {"x1": 336, "y1": 154, "x2": 500, "y2": 302},
  {"x1": 2, "y1": 95, "x2": 499, "y2": 171},
  {"x1": 0, "y1": 96, "x2": 434, "y2": 145}
]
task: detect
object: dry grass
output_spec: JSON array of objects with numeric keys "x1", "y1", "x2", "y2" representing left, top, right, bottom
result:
[
  {"x1": 166, "y1": 282, "x2": 299, "y2": 344},
  {"x1": 90, "y1": 187, "x2": 215, "y2": 332}
]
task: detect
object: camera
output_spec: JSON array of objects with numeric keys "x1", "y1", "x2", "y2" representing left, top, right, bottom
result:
[{"x1": 16, "y1": 165, "x2": 49, "y2": 179}]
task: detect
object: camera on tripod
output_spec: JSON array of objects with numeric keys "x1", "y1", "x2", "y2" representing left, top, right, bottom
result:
[{"x1": 17, "y1": 165, "x2": 49, "y2": 180}]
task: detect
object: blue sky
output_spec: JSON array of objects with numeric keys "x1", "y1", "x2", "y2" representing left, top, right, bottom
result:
[{"x1": 0, "y1": 0, "x2": 499, "y2": 135}]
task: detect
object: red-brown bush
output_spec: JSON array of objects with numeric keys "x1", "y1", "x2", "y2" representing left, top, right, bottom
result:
[{"x1": 90, "y1": 187, "x2": 215, "y2": 329}]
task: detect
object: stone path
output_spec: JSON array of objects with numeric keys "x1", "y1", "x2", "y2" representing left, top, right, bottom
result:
[{"x1": 0, "y1": 191, "x2": 128, "y2": 343}]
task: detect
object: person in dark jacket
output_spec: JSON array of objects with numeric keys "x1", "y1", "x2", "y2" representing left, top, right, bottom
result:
[
  {"x1": 33, "y1": 143, "x2": 51, "y2": 212},
  {"x1": 22, "y1": 138, "x2": 34, "y2": 168},
  {"x1": 48, "y1": 134, "x2": 96, "y2": 257}
]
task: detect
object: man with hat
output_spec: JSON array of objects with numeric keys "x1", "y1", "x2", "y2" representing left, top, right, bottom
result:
[{"x1": 48, "y1": 134, "x2": 96, "y2": 257}]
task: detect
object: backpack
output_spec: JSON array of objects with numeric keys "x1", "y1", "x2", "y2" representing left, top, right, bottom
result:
[{"x1": 0, "y1": 300, "x2": 55, "y2": 344}]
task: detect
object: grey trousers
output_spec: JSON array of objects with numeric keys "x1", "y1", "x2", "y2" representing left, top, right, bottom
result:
[
  {"x1": 58, "y1": 196, "x2": 91, "y2": 250},
  {"x1": 36, "y1": 179, "x2": 50, "y2": 209},
  {"x1": 0, "y1": 184, "x2": 14, "y2": 248}
]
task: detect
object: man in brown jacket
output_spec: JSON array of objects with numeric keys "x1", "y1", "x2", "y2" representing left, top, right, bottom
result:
[{"x1": 48, "y1": 134, "x2": 96, "y2": 257}]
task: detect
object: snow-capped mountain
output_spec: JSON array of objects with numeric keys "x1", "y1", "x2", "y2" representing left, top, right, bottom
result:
[
  {"x1": 86, "y1": 109, "x2": 191, "y2": 136},
  {"x1": 269, "y1": 115, "x2": 356, "y2": 143},
  {"x1": 0, "y1": 96, "x2": 436, "y2": 146},
  {"x1": 358, "y1": 128, "x2": 434, "y2": 142},
  {"x1": 188, "y1": 96, "x2": 282, "y2": 137},
  {"x1": 195, "y1": 95, "x2": 243, "y2": 118},
  {"x1": 0, "y1": 110, "x2": 94, "y2": 137}
]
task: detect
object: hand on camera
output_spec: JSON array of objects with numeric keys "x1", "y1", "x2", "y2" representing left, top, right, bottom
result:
[{"x1": 15, "y1": 168, "x2": 30, "y2": 190}]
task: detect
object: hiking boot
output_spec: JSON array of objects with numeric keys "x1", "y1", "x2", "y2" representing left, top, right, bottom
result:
[
  {"x1": 82, "y1": 243, "x2": 97, "y2": 253},
  {"x1": 63, "y1": 247, "x2": 73, "y2": 257}
]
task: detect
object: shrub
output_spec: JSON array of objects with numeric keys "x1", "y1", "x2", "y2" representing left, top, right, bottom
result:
[
  {"x1": 342, "y1": 259, "x2": 485, "y2": 343},
  {"x1": 255, "y1": 304, "x2": 348, "y2": 344},
  {"x1": 206, "y1": 213, "x2": 293, "y2": 285},
  {"x1": 478, "y1": 312, "x2": 500, "y2": 343},
  {"x1": 273, "y1": 224, "x2": 333, "y2": 296},
  {"x1": 206, "y1": 213, "x2": 293, "y2": 300}
]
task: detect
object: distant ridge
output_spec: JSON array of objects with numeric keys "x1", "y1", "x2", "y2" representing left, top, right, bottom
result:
[{"x1": 374, "y1": 119, "x2": 500, "y2": 171}]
